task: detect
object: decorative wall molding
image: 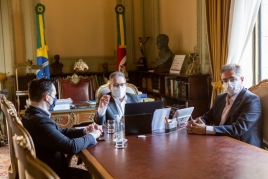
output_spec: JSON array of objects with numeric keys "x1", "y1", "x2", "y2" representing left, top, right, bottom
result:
[
  {"x1": 57, "y1": 55, "x2": 116, "y2": 62},
  {"x1": 196, "y1": 0, "x2": 211, "y2": 74},
  {"x1": 9, "y1": 0, "x2": 27, "y2": 67},
  {"x1": 124, "y1": 0, "x2": 135, "y2": 67}
]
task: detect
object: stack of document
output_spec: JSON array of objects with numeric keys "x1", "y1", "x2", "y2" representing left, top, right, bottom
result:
[{"x1": 54, "y1": 98, "x2": 73, "y2": 111}]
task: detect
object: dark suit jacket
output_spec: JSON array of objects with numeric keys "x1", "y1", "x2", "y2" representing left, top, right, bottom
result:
[
  {"x1": 201, "y1": 88, "x2": 262, "y2": 147},
  {"x1": 95, "y1": 92, "x2": 140, "y2": 125},
  {"x1": 22, "y1": 106, "x2": 97, "y2": 178}
]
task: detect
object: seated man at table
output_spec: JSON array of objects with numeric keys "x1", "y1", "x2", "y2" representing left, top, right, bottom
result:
[
  {"x1": 95, "y1": 71, "x2": 140, "y2": 125},
  {"x1": 22, "y1": 79, "x2": 102, "y2": 179},
  {"x1": 186, "y1": 64, "x2": 262, "y2": 147}
]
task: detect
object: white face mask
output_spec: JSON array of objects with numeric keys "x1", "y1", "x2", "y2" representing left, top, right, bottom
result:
[
  {"x1": 223, "y1": 80, "x2": 241, "y2": 96},
  {"x1": 112, "y1": 86, "x2": 126, "y2": 99}
]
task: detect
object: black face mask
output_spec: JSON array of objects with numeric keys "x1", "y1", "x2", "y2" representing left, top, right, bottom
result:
[{"x1": 47, "y1": 95, "x2": 57, "y2": 111}]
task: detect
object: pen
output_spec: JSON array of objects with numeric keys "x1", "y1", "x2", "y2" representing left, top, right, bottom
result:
[{"x1": 164, "y1": 116, "x2": 168, "y2": 123}]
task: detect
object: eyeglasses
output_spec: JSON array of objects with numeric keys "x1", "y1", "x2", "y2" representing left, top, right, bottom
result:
[
  {"x1": 221, "y1": 77, "x2": 238, "y2": 84},
  {"x1": 112, "y1": 83, "x2": 126, "y2": 88}
]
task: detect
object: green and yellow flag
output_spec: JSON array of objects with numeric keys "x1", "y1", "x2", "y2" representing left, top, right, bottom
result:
[
  {"x1": 115, "y1": 4, "x2": 128, "y2": 78},
  {"x1": 35, "y1": 3, "x2": 50, "y2": 79}
]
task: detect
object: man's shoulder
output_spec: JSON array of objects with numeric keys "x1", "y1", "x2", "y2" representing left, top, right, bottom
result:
[
  {"x1": 243, "y1": 88, "x2": 260, "y2": 100},
  {"x1": 126, "y1": 93, "x2": 140, "y2": 102},
  {"x1": 126, "y1": 92, "x2": 139, "y2": 98},
  {"x1": 23, "y1": 107, "x2": 54, "y2": 124}
]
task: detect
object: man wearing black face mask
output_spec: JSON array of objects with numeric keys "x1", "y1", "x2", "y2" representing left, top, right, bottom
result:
[
  {"x1": 95, "y1": 71, "x2": 140, "y2": 125},
  {"x1": 22, "y1": 79, "x2": 102, "y2": 179},
  {"x1": 186, "y1": 64, "x2": 262, "y2": 147}
]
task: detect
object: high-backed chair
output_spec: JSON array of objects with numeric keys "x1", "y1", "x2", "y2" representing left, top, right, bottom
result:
[
  {"x1": 249, "y1": 79, "x2": 268, "y2": 150},
  {"x1": 13, "y1": 134, "x2": 60, "y2": 179},
  {"x1": 1, "y1": 95, "x2": 36, "y2": 179},
  {"x1": 0, "y1": 94, "x2": 19, "y2": 179},
  {"x1": 57, "y1": 73, "x2": 94, "y2": 103},
  {"x1": 95, "y1": 82, "x2": 139, "y2": 103}
]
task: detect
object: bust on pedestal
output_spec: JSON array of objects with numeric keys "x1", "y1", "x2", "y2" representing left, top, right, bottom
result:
[
  {"x1": 154, "y1": 34, "x2": 174, "y2": 73},
  {"x1": 51, "y1": 54, "x2": 63, "y2": 75}
]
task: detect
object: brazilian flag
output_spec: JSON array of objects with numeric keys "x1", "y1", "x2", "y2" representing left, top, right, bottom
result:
[{"x1": 35, "y1": 3, "x2": 50, "y2": 79}]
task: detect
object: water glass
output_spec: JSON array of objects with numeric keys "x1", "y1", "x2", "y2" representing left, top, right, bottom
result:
[
  {"x1": 107, "y1": 120, "x2": 115, "y2": 134},
  {"x1": 115, "y1": 121, "x2": 126, "y2": 148}
]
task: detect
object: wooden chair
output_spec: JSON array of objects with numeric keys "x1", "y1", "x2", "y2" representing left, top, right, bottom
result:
[
  {"x1": 13, "y1": 134, "x2": 59, "y2": 179},
  {"x1": 95, "y1": 82, "x2": 139, "y2": 103},
  {"x1": 57, "y1": 73, "x2": 94, "y2": 103},
  {"x1": 249, "y1": 79, "x2": 268, "y2": 150},
  {"x1": 0, "y1": 94, "x2": 19, "y2": 179},
  {"x1": 1, "y1": 95, "x2": 36, "y2": 179}
]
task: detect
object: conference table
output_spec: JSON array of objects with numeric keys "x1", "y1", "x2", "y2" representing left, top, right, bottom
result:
[{"x1": 79, "y1": 128, "x2": 268, "y2": 179}]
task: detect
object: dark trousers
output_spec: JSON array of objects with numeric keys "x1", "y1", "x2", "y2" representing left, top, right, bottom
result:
[{"x1": 62, "y1": 167, "x2": 91, "y2": 179}]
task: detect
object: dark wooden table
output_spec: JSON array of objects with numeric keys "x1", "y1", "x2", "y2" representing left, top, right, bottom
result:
[{"x1": 79, "y1": 128, "x2": 268, "y2": 179}]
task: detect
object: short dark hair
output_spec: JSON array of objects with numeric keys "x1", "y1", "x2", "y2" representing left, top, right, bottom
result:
[{"x1": 28, "y1": 79, "x2": 54, "y2": 102}]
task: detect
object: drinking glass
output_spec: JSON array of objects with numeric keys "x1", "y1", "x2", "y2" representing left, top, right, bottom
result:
[
  {"x1": 107, "y1": 120, "x2": 115, "y2": 134},
  {"x1": 115, "y1": 121, "x2": 126, "y2": 148}
]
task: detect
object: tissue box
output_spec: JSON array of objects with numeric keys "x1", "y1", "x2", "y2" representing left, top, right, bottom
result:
[{"x1": 165, "y1": 119, "x2": 177, "y2": 133}]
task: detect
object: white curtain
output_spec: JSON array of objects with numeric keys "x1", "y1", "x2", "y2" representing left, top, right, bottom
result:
[{"x1": 227, "y1": 0, "x2": 261, "y2": 65}]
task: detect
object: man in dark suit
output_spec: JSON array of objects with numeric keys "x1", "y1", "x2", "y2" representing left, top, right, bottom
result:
[
  {"x1": 22, "y1": 79, "x2": 102, "y2": 179},
  {"x1": 186, "y1": 64, "x2": 262, "y2": 147},
  {"x1": 95, "y1": 71, "x2": 140, "y2": 125}
]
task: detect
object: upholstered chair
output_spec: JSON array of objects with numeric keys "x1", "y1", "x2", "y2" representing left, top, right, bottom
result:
[
  {"x1": 57, "y1": 73, "x2": 94, "y2": 103},
  {"x1": 95, "y1": 82, "x2": 139, "y2": 103},
  {"x1": 13, "y1": 134, "x2": 60, "y2": 179},
  {"x1": 249, "y1": 79, "x2": 268, "y2": 150}
]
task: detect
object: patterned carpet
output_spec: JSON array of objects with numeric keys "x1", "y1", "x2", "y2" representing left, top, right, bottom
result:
[
  {"x1": 0, "y1": 143, "x2": 87, "y2": 179},
  {"x1": 0, "y1": 144, "x2": 9, "y2": 179}
]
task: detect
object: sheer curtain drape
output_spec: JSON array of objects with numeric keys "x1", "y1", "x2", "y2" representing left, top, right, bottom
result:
[
  {"x1": 227, "y1": 0, "x2": 261, "y2": 88},
  {"x1": 227, "y1": 0, "x2": 261, "y2": 64},
  {"x1": 205, "y1": 0, "x2": 231, "y2": 107}
]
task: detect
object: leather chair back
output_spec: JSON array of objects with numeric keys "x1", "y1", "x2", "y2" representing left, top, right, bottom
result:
[
  {"x1": 13, "y1": 134, "x2": 59, "y2": 179},
  {"x1": 95, "y1": 82, "x2": 139, "y2": 103},
  {"x1": 249, "y1": 79, "x2": 268, "y2": 150},
  {"x1": 57, "y1": 73, "x2": 94, "y2": 102}
]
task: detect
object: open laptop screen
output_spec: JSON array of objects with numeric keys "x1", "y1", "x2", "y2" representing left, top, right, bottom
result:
[{"x1": 124, "y1": 101, "x2": 164, "y2": 116}]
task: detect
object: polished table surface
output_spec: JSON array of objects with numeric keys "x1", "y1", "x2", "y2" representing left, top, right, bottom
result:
[{"x1": 79, "y1": 128, "x2": 268, "y2": 179}]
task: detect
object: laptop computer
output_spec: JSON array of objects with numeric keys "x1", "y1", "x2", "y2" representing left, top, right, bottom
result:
[
  {"x1": 124, "y1": 113, "x2": 152, "y2": 136},
  {"x1": 125, "y1": 101, "x2": 164, "y2": 116}
]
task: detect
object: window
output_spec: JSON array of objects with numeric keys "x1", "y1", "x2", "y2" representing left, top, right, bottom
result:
[{"x1": 260, "y1": 0, "x2": 268, "y2": 80}]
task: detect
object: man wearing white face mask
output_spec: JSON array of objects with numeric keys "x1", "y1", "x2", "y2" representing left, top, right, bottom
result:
[
  {"x1": 186, "y1": 64, "x2": 262, "y2": 147},
  {"x1": 95, "y1": 71, "x2": 140, "y2": 125}
]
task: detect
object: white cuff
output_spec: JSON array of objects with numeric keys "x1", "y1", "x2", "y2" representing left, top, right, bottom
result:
[
  {"x1": 206, "y1": 126, "x2": 216, "y2": 135},
  {"x1": 97, "y1": 106, "x2": 107, "y2": 117}
]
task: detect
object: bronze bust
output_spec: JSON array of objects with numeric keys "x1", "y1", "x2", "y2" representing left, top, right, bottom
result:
[
  {"x1": 51, "y1": 54, "x2": 63, "y2": 75},
  {"x1": 154, "y1": 34, "x2": 174, "y2": 73}
]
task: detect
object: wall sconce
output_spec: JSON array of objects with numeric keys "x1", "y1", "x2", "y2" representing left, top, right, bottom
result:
[{"x1": 15, "y1": 64, "x2": 43, "y2": 115}]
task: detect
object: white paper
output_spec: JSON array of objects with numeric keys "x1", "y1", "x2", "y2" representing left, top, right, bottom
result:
[
  {"x1": 170, "y1": 55, "x2": 185, "y2": 74},
  {"x1": 56, "y1": 98, "x2": 73, "y2": 104},
  {"x1": 151, "y1": 108, "x2": 171, "y2": 133}
]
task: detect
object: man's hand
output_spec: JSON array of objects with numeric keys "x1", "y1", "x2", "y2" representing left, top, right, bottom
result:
[
  {"x1": 86, "y1": 123, "x2": 103, "y2": 134},
  {"x1": 89, "y1": 129, "x2": 101, "y2": 139},
  {"x1": 99, "y1": 95, "x2": 110, "y2": 108},
  {"x1": 186, "y1": 118, "x2": 206, "y2": 135}
]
